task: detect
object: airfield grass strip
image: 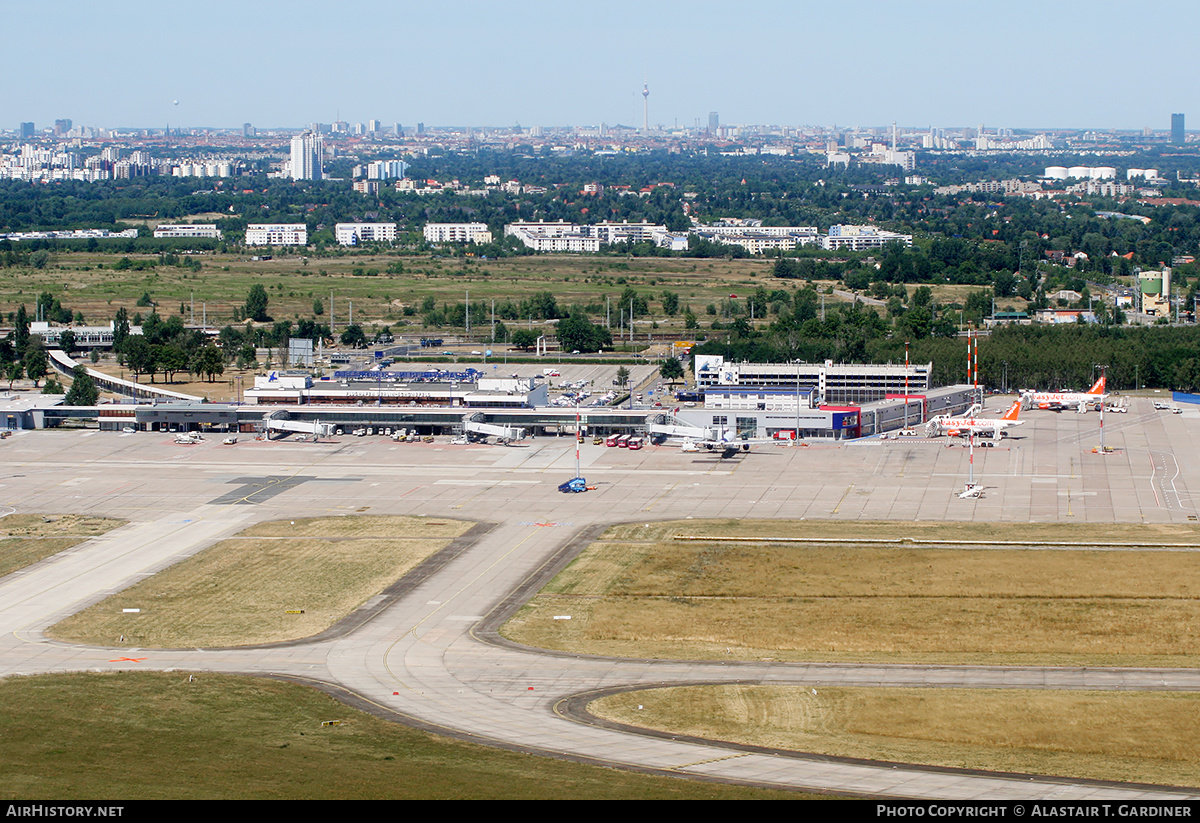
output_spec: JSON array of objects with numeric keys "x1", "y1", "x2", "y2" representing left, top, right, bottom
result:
[
  {"x1": 0, "y1": 672, "x2": 805, "y2": 800},
  {"x1": 503, "y1": 519, "x2": 1200, "y2": 667},
  {"x1": 589, "y1": 685, "x2": 1200, "y2": 789},
  {"x1": 0, "y1": 514, "x2": 123, "y2": 579},
  {"x1": 47, "y1": 515, "x2": 471, "y2": 648}
]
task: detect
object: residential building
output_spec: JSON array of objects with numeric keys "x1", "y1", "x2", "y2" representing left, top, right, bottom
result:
[
  {"x1": 335, "y1": 222, "x2": 397, "y2": 246},
  {"x1": 820, "y1": 225, "x2": 912, "y2": 251},
  {"x1": 424, "y1": 223, "x2": 493, "y2": 244},
  {"x1": 153, "y1": 224, "x2": 223, "y2": 240},
  {"x1": 289, "y1": 131, "x2": 323, "y2": 180},
  {"x1": 245, "y1": 223, "x2": 307, "y2": 246}
]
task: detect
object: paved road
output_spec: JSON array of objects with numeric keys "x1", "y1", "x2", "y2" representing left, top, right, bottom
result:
[{"x1": 1, "y1": 399, "x2": 1199, "y2": 799}]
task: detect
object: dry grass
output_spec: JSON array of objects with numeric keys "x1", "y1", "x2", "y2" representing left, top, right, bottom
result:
[
  {"x1": 503, "y1": 519, "x2": 1200, "y2": 666},
  {"x1": 0, "y1": 514, "x2": 123, "y2": 579},
  {"x1": 48, "y1": 515, "x2": 469, "y2": 648},
  {"x1": 590, "y1": 686, "x2": 1200, "y2": 787},
  {"x1": 603, "y1": 518, "x2": 1200, "y2": 546},
  {"x1": 82, "y1": 359, "x2": 260, "y2": 403},
  {"x1": 9, "y1": 250, "x2": 862, "y2": 346}
]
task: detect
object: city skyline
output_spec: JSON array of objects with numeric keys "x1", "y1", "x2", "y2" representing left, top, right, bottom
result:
[{"x1": 4, "y1": 0, "x2": 1198, "y2": 133}]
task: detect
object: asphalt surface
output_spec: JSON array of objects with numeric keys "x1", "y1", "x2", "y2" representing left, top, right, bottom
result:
[{"x1": 2, "y1": 396, "x2": 1199, "y2": 799}]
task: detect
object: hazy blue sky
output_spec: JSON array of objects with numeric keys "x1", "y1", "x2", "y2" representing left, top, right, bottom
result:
[{"x1": 5, "y1": 0, "x2": 1195, "y2": 132}]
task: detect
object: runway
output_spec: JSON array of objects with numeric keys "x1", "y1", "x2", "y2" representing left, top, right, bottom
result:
[{"x1": 2, "y1": 396, "x2": 1199, "y2": 799}]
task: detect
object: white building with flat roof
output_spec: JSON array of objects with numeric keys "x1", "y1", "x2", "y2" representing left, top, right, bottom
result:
[
  {"x1": 289, "y1": 132, "x2": 323, "y2": 181},
  {"x1": 820, "y1": 225, "x2": 912, "y2": 251},
  {"x1": 424, "y1": 223, "x2": 493, "y2": 244},
  {"x1": 335, "y1": 222, "x2": 397, "y2": 245},
  {"x1": 246, "y1": 223, "x2": 307, "y2": 246},
  {"x1": 153, "y1": 224, "x2": 222, "y2": 239},
  {"x1": 503, "y1": 220, "x2": 682, "y2": 253}
]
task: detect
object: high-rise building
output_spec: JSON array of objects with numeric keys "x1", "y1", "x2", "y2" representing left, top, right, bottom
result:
[
  {"x1": 289, "y1": 131, "x2": 324, "y2": 180},
  {"x1": 243, "y1": 122, "x2": 255, "y2": 138},
  {"x1": 19, "y1": 122, "x2": 34, "y2": 139},
  {"x1": 708, "y1": 111, "x2": 719, "y2": 134},
  {"x1": 1172, "y1": 113, "x2": 1185, "y2": 145},
  {"x1": 53, "y1": 119, "x2": 72, "y2": 137}
]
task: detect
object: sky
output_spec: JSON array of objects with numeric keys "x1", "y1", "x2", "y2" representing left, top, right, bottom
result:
[{"x1": 5, "y1": 0, "x2": 1197, "y2": 133}]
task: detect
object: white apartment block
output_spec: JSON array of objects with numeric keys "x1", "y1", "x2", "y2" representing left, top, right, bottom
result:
[
  {"x1": 335, "y1": 222, "x2": 398, "y2": 245},
  {"x1": 690, "y1": 224, "x2": 819, "y2": 255},
  {"x1": 503, "y1": 220, "x2": 683, "y2": 253},
  {"x1": 585, "y1": 220, "x2": 669, "y2": 244},
  {"x1": 424, "y1": 223, "x2": 493, "y2": 244},
  {"x1": 504, "y1": 221, "x2": 598, "y2": 252},
  {"x1": 245, "y1": 223, "x2": 307, "y2": 246},
  {"x1": 820, "y1": 225, "x2": 912, "y2": 251},
  {"x1": 289, "y1": 132, "x2": 323, "y2": 181},
  {"x1": 153, "y1": 224, "x2": 223, "y2": 240}
]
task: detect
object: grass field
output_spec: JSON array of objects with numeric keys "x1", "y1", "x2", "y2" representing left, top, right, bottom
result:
[
  {"x1": 0, "y1": 672, "x2": 807, "y2": 800},
  {"x1": 0, "y1": 514, "x2": 123, "y2": 579},
  {"x1": 47, "y1": 515, "x2": 471, "y2": 648},
  {"x1": 589, "y1": 685, "x2": 1200, "y2": 788},
  {"x1": 502, "y1": 519, "x2": 1200, "y2": 666},
  {"x1": 6, "y1": 249, "x2": 997, "y2": 342}
]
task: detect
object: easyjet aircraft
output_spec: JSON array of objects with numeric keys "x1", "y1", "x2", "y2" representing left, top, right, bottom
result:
[
  {"x1": 1021, "y1": 376, "x2": 1107, "y2": 413},
  {"x1": 925, "y1": 400, "x2": 1023, "y2": 440}
]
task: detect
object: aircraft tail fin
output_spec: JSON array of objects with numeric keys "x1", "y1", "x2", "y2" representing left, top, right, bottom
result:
[
  {"x1": 1088, "y1": 375, "x2": 1106, "y2": 395},
  {"x1": 1002, "y1": 400, "x2": 1021, "y2": 421}
]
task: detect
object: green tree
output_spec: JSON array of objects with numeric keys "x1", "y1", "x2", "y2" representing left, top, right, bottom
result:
[
  {"x1": 245, "y1": 284, "x2": 270, "y2": 322},
  {"x1": 14, "y1": 305, "x2": 29, "y2": 353},
  {"x1": 340, "y1": 324, "x2": 368, "y2": 348},
  {"x1": 661, "y1": 291, "x2": 680, "y2": 316},
  {"x1": 122, "y1": 336, "x2": 157, "y2": 382},
  {"x1": 22, "y1": 337, "x2": 47, "y2": 387},
  {"x1": 556, "y1": 312, "x2": 611, "y2": 353},
  {"x1": 64, "y1": 365, "x2": 99, "y2": 406},
  {"x1": 511, "y1": 329, "x2": 538, "y2": 351},
  {"x1": 113, "y1": 307, "x2": 130, "y2": 352},
  {"x1": 659, "y1": 358, "x2": 684, "y2": 384},
  {"x1": 158, "y1": 344, "x2": 189, "y2": 382},
  {"x1": 192, "y1": 345, "x2": 225, "y2": 382},
  {"x1": 58, "y1": 329, "x2": 76, "y2": 355}
]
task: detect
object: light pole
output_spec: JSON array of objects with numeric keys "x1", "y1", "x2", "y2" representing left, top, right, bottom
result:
[{"x1": 1095, "y1": 363, "x2": 1108, "y2": 453}]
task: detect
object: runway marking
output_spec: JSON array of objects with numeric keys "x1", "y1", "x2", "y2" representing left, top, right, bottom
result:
[
  {"x1": 831, "y1": 484, "x2": 854, "y2": 514},
  {"x1": 208, "y1": 475, "x2": 359, "y2": 506},
  {"x1": 672, "y1": 752, "x2": 752, "y2": 770},
  {"x1": 642, "y1": 483, "x2": 677, "y2": 511},
  {"x1": 109, "y1": 657, "x2": 146, "y2": 663}
]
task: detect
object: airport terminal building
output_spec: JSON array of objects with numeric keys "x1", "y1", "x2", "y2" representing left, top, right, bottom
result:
[
  {"x1": 694, "y1": 355, "x2": 933, "y2": 406},
  {"x1": 29, "y1": 353, "x2": 974, "y2": 442}
]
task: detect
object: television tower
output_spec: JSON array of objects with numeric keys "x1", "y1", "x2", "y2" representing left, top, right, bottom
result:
[{"x1": 642, "y1": 81, "x2": 649, "y2": 132}]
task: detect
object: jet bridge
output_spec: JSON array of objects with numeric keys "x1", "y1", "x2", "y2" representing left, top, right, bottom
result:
[
  {"x1": 644, "y1": 412, "x2": 710, "y2": 442},
  {"x1": 260, "y1": 410, "x2": 332, "y2": 438},
  {"x1": 461, "y1": 412, "x2": 526, "y2": 443}
]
